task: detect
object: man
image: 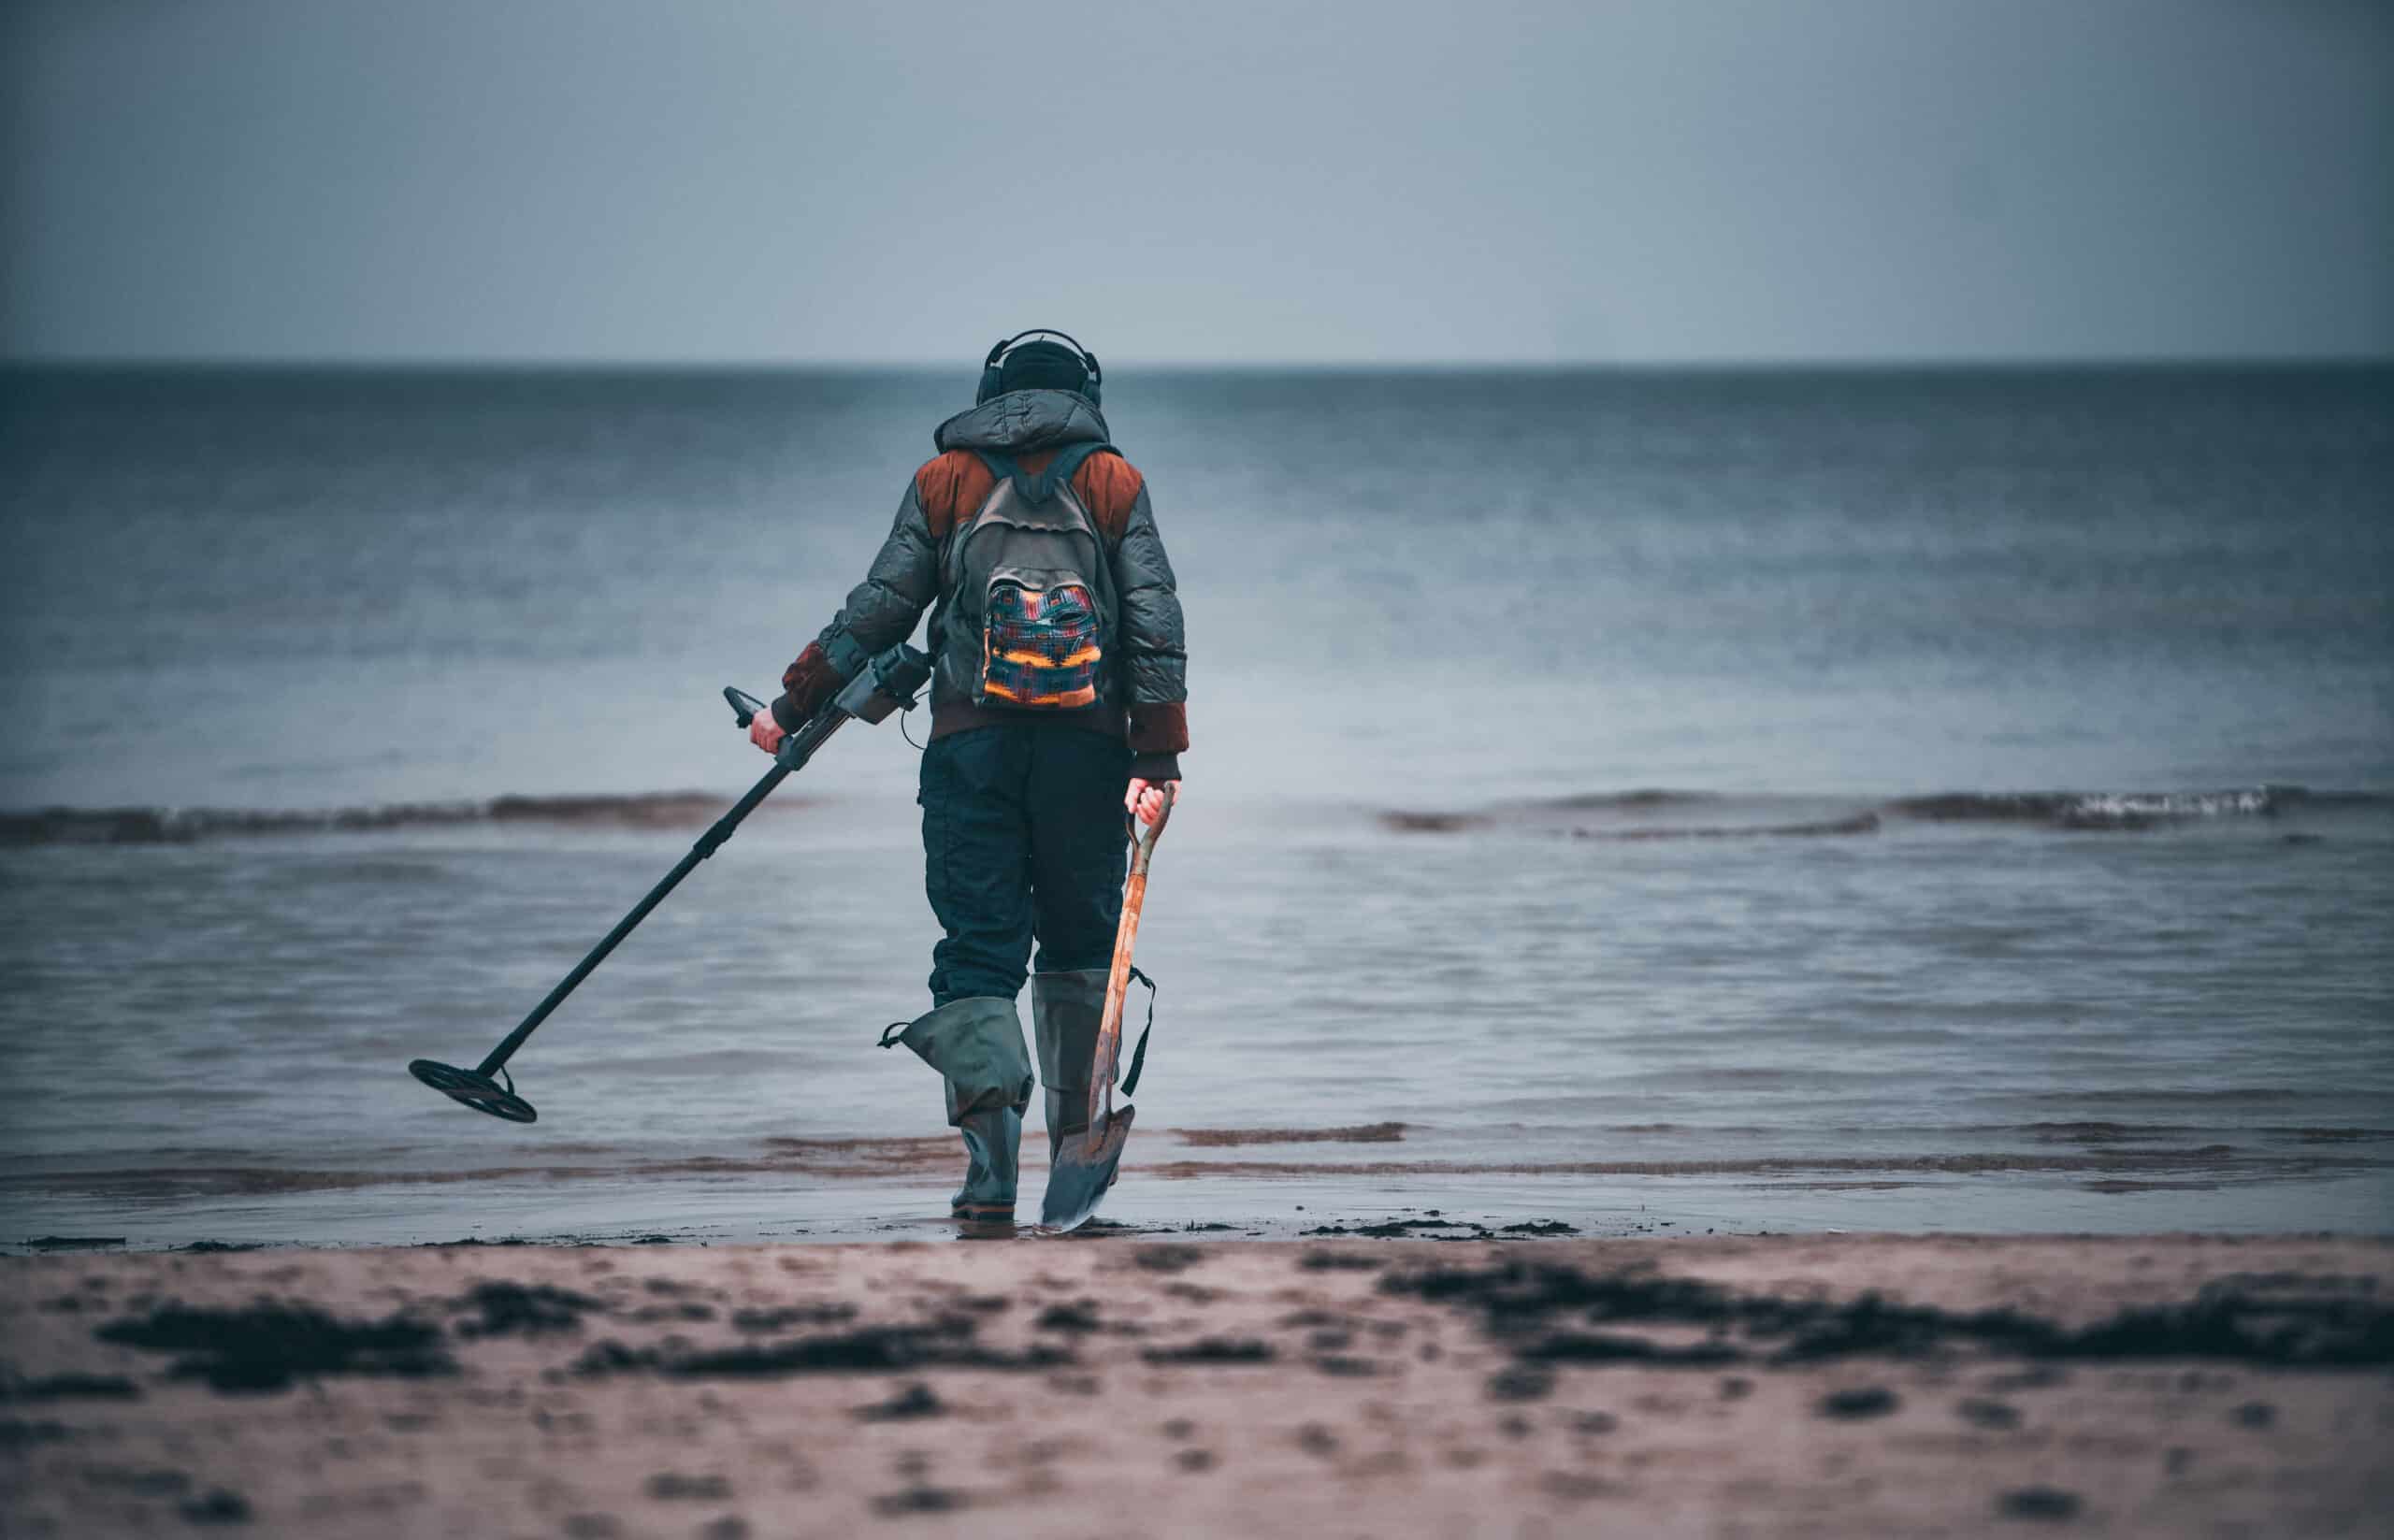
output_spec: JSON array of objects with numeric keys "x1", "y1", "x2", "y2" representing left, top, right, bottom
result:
[{"x1": 749, "y1": 330, "x2": 1187, "y2": 1224}]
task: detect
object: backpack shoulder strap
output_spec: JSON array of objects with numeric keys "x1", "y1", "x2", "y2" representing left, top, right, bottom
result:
[
  {"x1": 1003, "y1": 441, "x2": 1115, "y2": 505},
  {"x1": 1038, "y1": 440, "x2": 1113, "y2": 499},
  {"x1": 960, "y1": 443, "x2": 1118, "y2": 526},
  {"x1": 970, "y1": 451, "x2": 1017, "y2": 498}
]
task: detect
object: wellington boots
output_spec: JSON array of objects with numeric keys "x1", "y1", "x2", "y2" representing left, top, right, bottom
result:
[
  {"x1": 881, "y1": 996, "x2": 1033, "y2": 1221},
  {"x1": 1032, "y1": 969, "x2": 1112, "y2": 1159},
  {"x1": 952, "y1": 1105, "x2": 1022, "y2": 1222}
]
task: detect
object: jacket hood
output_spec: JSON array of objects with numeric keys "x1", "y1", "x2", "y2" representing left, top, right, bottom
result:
[{"x1": 933, "y1": 390, "x2": 1112, "y2": 454}]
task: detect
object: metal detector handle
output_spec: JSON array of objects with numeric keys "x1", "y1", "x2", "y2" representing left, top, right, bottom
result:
[
  {"x1": 765, "y1": 643, "x2": 932, "y2": 771},
  {"x1": 722, "y1": 682, "x2": 841, "y2": 766},
  {"x1": 724, "y1": 686, "x2": 769, "y2": 729}
]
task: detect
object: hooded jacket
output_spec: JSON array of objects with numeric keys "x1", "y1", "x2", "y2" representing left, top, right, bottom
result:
[{"x1": 772, "y1": 390, "x2": 1188, "y2": 780}]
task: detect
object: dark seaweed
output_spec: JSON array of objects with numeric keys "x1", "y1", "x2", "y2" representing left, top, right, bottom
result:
[
  {"x1": 1139, "y1": 1338, "x2": 1276, "y2": 1366},
  {"x1": 872, "y1": 1486, "x2": 964, "y2": 1515},
  {"x1": 1305, "y1": 1216, "x2": 1491, "y2": 1238},
  {"x1": 645, "y1": 1473, "x2": 734, "y2": 1500},
  {"x1": 1379, "y1": 1259, "x2": 2394, "y2": 1369},
  {"x1": 854, "y1": 1383, "x2": 945, "y2": 1421},
  {"x1": 1997, "y1": 1487, "x2": 2083, "y2": 1521},
  {"x1": 1486, "y1": 1364, "x2": 1555, "y2": 1401},
  {"x1": 1817, "y1": 1386, "x2": 1900, "y2": 1418},
  {"x1": 180, "y1": 1489, "x2": 252, "y2": 1525},
  {"x1": 0, "y1": 1373, "x2": 141, "y2": 1403},
  {"x1": 730, "y1": 1303, "x2": 858, "y2": 1333},
  {"x1": 452, "y1": 1281, "x2": 606, "y2": 1338},
  {"x1": 1525, "y1": 1331, "x2": 1743, "y2": 1366},
  {"x1": 1033, "y1": 1301, "x2": 1103, "y2": 1335},
  {"x1": 574, "y1": 1317, "x2": 1065, "y2": 1379},
  {"x1": 95, "y1": 1303, "x2": 454, "y2": 1391}
]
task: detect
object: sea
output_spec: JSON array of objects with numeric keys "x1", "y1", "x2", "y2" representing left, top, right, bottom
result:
[{"x1": 2, "y1": 364, "x2": 2388, "y2": 1248}]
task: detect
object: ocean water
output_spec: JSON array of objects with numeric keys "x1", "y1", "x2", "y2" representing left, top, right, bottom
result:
[{"x1": 2, "y1": 365, "x2": 2389, "y2": 1247}]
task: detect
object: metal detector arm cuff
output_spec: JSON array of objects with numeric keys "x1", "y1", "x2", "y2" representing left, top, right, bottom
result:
[
  {"x1": 831, "y1": 642, "x2": 933, "y2": 725},
  {"x1": 772, "y1": 643, "x2": 930, "y2": 770}
]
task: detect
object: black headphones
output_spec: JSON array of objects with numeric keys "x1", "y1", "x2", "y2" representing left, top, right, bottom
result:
[{"x1": 977, "y1": 328, "x2": 1103, "y2": 407}]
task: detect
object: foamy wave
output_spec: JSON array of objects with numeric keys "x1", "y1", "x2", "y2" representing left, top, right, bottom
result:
[
  {"x1": 7, "y1": 782, "x2": 2376, "y2": 848},
  {"x1": 1572, "y1": 813, "x2": 1881, "y2": 842},
  {"x1": 0, "y1": 792, "x2": 766, "y2": 846},
  {"x1": 1383, "y1": 784, "x2": 2373, "y2": 838},
  {"x1": 1887, "y1": 787, "x2": 2303, "y2": 828}
]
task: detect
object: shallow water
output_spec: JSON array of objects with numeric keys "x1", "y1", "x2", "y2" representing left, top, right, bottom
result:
[{"x1": 2, "y1": 366, "x2": 2388, "y2": 1245}]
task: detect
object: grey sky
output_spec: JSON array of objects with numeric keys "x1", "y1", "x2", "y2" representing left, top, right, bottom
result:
[{"x1": 4, "y1": 0, "x2": 2388, "y2": 365}]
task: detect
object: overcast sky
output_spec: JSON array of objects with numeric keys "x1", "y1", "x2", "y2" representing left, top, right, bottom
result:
[{"x1": 4, "y1": 0, "x2": 2387, "y2": 365}]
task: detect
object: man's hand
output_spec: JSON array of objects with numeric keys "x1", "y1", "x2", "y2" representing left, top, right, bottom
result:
[
  {"x1": 749, "y1": 710, "x2": 788, "y2": 756},
  {"x1": 1127, "y1": 777, "x2": 1179, "y2": 830}
]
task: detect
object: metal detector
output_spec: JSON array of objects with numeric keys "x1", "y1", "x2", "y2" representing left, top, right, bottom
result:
[{"x1": 406, "y1": 643, "x2": 932, "y2": 1124}]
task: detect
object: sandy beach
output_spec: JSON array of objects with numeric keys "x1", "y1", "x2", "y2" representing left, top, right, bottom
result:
[{"x1": 3, "y1": 1232, "x2": 2387, "y2": 1537}]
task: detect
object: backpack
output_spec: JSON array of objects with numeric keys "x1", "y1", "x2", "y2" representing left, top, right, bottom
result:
[{"x1": 941, "y1": 442, "x2": 1119, "y2": 710}]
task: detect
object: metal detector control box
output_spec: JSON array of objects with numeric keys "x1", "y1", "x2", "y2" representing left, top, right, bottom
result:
[{"x1": 832, "y1": 642, "x2": 932, "y2": 725}]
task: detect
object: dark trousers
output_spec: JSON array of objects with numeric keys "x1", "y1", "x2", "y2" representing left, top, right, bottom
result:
[{"x1": 919, "y1": 725, "x2": 1131, "y2": 1005}]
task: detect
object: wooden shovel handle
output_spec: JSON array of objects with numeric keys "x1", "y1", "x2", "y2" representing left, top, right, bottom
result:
[{"x1": 1088, "y1": 785, "x2": 1174, "y2": 1126}]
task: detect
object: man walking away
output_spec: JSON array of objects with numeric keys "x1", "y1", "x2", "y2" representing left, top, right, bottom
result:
[{"x1": 749, "y1": 330, "x2": 1187, "y2": 1224}]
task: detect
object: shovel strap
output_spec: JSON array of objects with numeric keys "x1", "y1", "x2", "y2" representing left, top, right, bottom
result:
[{"x1": 1118, "y1": 967, "x2": 1158, "y2": 1098}]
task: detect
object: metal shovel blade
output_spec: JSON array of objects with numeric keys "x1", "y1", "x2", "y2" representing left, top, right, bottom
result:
[{"x1": 1040, "y1": 1104, "x2": 1136, "y2": 1231}]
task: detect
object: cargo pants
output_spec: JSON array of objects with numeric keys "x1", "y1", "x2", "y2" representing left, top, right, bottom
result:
[{"x1": 918, "y1": 724, "x2": 1131, "y2": 1005}]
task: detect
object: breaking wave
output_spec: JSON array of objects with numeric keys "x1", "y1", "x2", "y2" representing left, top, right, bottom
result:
[
  {"x1": 1885, "y1": 787, "x2": 2319, "y2": 828},
  {"x1": 5, "y1": 784, "x2": 2382, "y2": 848},
  {"x1": 0, "y1": 792, "x2": 797, "y2": 846},
  {"x1": 1175, "y1": 1123, "x2": 1410, "y2": 1147},
  {"x1": 1382, "y1": 784, "x2": 2385, "y2": 838}
]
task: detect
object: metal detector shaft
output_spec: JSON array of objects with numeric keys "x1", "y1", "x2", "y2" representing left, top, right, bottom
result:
[
  {"x1": 473, "y1": 707, "x2": 847, "y2": 1077},
  {"x1": 409, "y1": 640, "x2": 930, "y2": 1124}
]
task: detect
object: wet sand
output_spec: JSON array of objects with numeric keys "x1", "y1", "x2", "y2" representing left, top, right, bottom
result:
[{"x1": 3, "y1": 1234, "x2": 2387, "y2": 1537}]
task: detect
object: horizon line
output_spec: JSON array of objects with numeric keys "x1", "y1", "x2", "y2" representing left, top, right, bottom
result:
[{"x1": 6, "y1": 352, "x2": 2391, "y2": 375}]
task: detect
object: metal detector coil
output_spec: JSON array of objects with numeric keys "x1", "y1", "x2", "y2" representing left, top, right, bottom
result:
[
  {"x1": 409, "y1": 1059, "x2": 538, "y2": 1122},
  {"x1": 405, "y1": 644, "x2": 932, "y2": 1126}
]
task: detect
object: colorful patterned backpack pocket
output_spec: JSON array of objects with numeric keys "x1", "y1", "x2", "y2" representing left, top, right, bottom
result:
[{"x1": 980, "y1": 573, "x2": 1102, "y2": 708}]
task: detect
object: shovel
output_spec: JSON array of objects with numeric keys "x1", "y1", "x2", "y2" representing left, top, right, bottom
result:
[{"x1": 1041, "y1": 784, "x2": 1175, "y2": 1231}]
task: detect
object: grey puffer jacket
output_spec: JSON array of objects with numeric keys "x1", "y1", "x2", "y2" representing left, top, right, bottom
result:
[{"x1": 772, "y1": 390, "x2": 1189, "y2": 780}]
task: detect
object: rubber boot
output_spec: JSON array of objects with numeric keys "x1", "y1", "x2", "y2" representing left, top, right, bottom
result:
[
  {"x1": 953, "y1": 1105, "x2": 1023, "y2": 1223},
  {"x1": 883, "y1": 996, "x2": 1033, "y2": 1221},
  {"x1": 1032, "y1": 970, "x2": 1112, "y2": 1159}
]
